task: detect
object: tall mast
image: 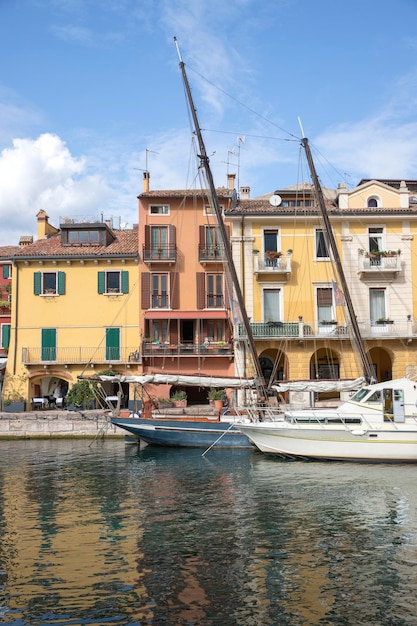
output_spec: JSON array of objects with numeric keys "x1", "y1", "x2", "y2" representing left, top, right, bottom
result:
[
  {"x1": 174, "y1": 39, "x2": 266, "y2": 397},
  {"x1": 302, "y1": 137, "x2": 374, "y2": 380}
]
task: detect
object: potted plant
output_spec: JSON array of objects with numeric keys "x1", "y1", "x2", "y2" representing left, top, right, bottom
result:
[
  {"x1": 170, "y1": 390, "x2": 187, "y2": 407},
  {"x1": 266, "y1": 250, "x2": 282, "y2": 259},
  {"x1": 208, "y1": 388, "x2": 225, "y2": 408},
  {"x1": 157, "y1": 397, "x2": 173, "y2": 409},
  {"x1": 66, "y1": 379, "x2": 98, "y2": 410},
  {"x1": 2, "y1": 373, "x2": 27, "y2": 412}
]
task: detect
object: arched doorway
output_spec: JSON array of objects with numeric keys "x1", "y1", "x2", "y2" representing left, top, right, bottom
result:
[
  {"x1": 368, "y1": 347, "x2": 393, "y2": 382},
  {"x1": 31, "y1": 375, "x2": 69, "y2": 409}
]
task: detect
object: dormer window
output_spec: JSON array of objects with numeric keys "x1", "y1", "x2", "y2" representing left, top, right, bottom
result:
[
  {"x1": 367, "y1": 196, "x2": 380, "y2": 208},
  {"x1": 68, "y1": 230, "x2": 100, "y2": 244}
]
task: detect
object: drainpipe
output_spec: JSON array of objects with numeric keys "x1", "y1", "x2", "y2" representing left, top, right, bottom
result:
[{"x1": 12, "y1": 261, "x2": 18, "y2": 376}]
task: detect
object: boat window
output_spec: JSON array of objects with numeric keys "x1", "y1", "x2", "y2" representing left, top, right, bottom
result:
[
  {"x1": 350, "y1": 388, "x2": 371, "y2": 402},
  {"x1": 364, "y1": 390, "x2": 382, "y2": 404}
]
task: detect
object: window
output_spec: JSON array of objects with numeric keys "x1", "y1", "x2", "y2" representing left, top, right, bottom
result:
[
  {"x1": 206, "y1": 274, "x2": 223, "y2": 307},
  {"x1": 151, "y1": 226, "x2": 169, "y2": 257},
  {"x1": 2, "y1": 265, "x2": 11, "y2": 279},
  {"x1": 149, "y1": 205, "x2": 169, "y2": 215},
  {"x1": 264, "y1": 229, "x2": 279, "y2": 252},
  {"x1": 105, "y1": 327, "x2": 120, "y2": 360},
  {"x1": 317, "y1": 287, "x2": 333, "y2": 322},
  {"x1": 203, "y1": 204, "x2": 224, "y2": 216},
  {"x1": 207, "y1": 320, "x2": 224, "y2": 342},
  {"x1": 67, "y1": 230, "x2": 100, "y2": 244},
  {"x1": 41, "y1": 328, "x2": 56, "y2": 361},
  {"x1": 264, "y1": 289, "x2": 281, "y2": 322},
  {"x1": 367, "y1": 197, "x2": 380, "y2": 208},
  {"x1": 370, "y1": 288, "x2": 386, "y2": 323},
  {"x1": 1, "y1": 323, "x2": 10, "y2": 349},
  {"x1": 150, "y1": 320, "x2": 168, "y2": 343},
  {"x1": 315, "y1": 229, "x2": 329, "y2": 259},
  {"x1": 34, "y1": 272, "x2": 66, "y2": 296},
  {"x1": 205, "y1": 226, "x2": 222, "y2": 256},
  {"x1": 98, "y1": 271, "x2": 129, "y2": 295},
  {"x1": 151, "y1": 273, "x2": 169, "y2": 308},
  {"x1": 368, "y1": 227, "x2": 383, "y2": 252}
]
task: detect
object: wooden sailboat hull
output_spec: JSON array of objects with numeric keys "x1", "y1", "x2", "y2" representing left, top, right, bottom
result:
[
  {"x1": 236, "y1": 422, "x2": 417, "y2": 461},
  {"x1": 110, "y1": 416, "x2": 254, "y2": 448}
]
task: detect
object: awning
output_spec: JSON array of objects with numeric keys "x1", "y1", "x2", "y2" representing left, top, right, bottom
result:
[
  {"x1": 144, "y1": 310, "x2": 228, "y2": 319},
  {"x1": 0, "y1": 358, "x2": 7, "y2": 370}
]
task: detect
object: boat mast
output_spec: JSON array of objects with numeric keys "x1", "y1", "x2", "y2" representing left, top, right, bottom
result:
[
  {"x1": 302, "y1": 136, "x2": 374, "y2": 381},
  {"x1": 174, "y1": 39, "x2": 266, "y2": 398}
]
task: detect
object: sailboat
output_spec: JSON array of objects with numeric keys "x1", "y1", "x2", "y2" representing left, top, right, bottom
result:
[
  {"x1": 236, "y1": 137, "x2": 417, "y2": 462},
  {"x1": 107, "y1": 41, "x2": 278, "y2": 449}
]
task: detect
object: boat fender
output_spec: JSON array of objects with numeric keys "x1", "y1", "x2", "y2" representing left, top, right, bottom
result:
[{"x1": 350, "y1": 429, "x2": 367, "y2": 436}]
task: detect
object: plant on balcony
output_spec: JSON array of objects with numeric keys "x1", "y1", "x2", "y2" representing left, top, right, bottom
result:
[
  {"x1": 170, "y1": 390, "x2": 187, "y2": 407},
  {"x1": 157, "y1": 397, "x2": 173, "y2": 408},
  {"x1": 208, "y1": 388, "x2": 225, "y2": 401},
  {"x1": 376, "y1": 317, "x2": 394, "y2": 324},
  {"x1": 266, "y1": 250, "x2": 282, "y2": 259},
  {"x1": 320, "y1": 320, "x2": 337, "y2": 325},
  {"x1": 252, "y1": 249, "x2": 260, "y2": 254},
  {"x1": 0, "y1": 300, "x2": 10, "y2": 310}
]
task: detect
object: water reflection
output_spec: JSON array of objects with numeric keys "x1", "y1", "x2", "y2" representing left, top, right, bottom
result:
[{"x1": 0, "y1": 441, "x2": 417, "y2": 624}]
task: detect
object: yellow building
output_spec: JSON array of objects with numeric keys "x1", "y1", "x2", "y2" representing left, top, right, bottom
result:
[
  {"x1": 3, "y1": 210, "x2": 140, "y2": 410},
  {"x1": 227, "y1": 179, "x2": 417, "y2": 401}
]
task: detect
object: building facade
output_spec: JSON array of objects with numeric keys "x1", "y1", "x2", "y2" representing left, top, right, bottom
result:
[{"x1": 3, "y1": 211, "x2": 139, "y2": 410}]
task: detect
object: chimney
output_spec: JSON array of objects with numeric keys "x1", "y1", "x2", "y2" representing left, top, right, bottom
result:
[
  {"x1": 240, "y1": 186, "x2": 250, "y2": 199},
  {"x1": 400, "y1": 180, "x2": 409, "y2": 209},
  {"x1": 227, "y1": 173, "x2": 236, "y2": 191},
  {"x1": 143, "y1": 171, "x2": 150, "y2": 193},
  {"x1": 36, "y1": 210, "x2": 59, "y2": 239}
]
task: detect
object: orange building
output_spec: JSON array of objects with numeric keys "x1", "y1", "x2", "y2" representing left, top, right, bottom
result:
[{"x1": 137, "y1": 173, "x2": 238, "y2": 404}]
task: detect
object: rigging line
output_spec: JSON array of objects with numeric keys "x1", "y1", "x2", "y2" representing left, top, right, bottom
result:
[
  {"x1": 185, "y1": 63, "x2": 300, "y2": 142},
  {"x1": 202, "y1": 128, "x2": 298, "y2": 143}
]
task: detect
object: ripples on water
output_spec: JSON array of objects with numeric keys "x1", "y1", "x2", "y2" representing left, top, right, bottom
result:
[{"x1": 1, "y1": 440, "x2": 417, "y2": 625}]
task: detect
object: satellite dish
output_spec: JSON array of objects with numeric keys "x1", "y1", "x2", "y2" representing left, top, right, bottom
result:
[{"x1": 269, "y1": 194, "x2": 282, "y2": 207}]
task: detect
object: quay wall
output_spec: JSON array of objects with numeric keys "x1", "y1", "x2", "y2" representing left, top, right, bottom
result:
[{"x1": 0, "y1": 409, "x2": 124, "y2": 439}]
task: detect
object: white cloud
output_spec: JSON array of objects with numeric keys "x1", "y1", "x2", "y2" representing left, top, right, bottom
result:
[{"x1": 0, "y1": 133, "x2": 111, "y2": 245}]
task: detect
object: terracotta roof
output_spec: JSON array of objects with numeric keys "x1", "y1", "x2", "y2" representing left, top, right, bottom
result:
[
  {"x1": 12, "y1": 229, "x2": 139, "y2": 259},
  {"x1": 139, "y1": 187, "x2": 233, "y2": 200},
  {"x1": 359, "y1": 178, "x2": 417, "y2": 192},
  {"x1": 225, "y1": 198, "x2": 417, "y2": 217},
  {"x1": 0, "y1": 245, "x2": 23, "y2": 259}
]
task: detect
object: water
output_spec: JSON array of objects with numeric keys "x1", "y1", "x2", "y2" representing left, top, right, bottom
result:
[{"x1": 1, "y1": 441, "x2": 417, "y2": 626}]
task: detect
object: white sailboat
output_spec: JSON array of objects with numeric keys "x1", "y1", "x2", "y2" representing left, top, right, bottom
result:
[{"x1": 236, "y1": 137, "x2": 417, "y2": 462}]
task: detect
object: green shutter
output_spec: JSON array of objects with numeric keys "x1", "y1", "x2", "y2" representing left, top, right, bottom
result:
[
  {"x1": 41, "y1": 328, "x2": 56, "y2": 361},
  {"x1": 121, "y1": 271, "x2": 129, "y2": 294},
  {"x1": 98, "y1": 271, "x2": 105, "y2": 294},
  {"x1": 105, "y1": 327, "x2": 120, "y2": 360},
  {"x1": 2, "y1": 265, "x2": 10, "y2": 279},
  {"x1": 58, "y1": 271, "x2": 66, "y2": 295},
  {"x1": 34, "y1": 272, "x2": 42, "y2": 295},
  {"x1": 2, "y1": 324, "x2": 10, "y2": 348}
]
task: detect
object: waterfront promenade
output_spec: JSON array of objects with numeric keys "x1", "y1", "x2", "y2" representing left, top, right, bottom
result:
[{"x1": 0, "y1": 408, "x2": 122, "y2": 438}]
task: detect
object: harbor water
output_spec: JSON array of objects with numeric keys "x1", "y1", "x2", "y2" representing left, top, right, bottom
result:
[{"x1": 1, "y1": 440, "x2": 417, "y2": 625}]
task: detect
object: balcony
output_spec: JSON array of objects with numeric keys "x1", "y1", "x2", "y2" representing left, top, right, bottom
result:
[
  {"x1": 358, "y1": 252, "x2": 401, "y2": 278},
  {"x1": 142, "y1": 341, "x2": 233, "y2": 358},
  {"x1": 22, "y1": 346, "x2": 142, "y2": 366},
  {"x1": 254, "y1": 252, "x2": 292, "y2": 279},
  {"x1": 199, "y1": 244, "x2": 227, "y2": 264},
  {"x1": 142, "y1": 244, "x2": 177, "y2": 265},
  {"x1": 236, "y1": 318, "x2": 416, "y2": 341}
]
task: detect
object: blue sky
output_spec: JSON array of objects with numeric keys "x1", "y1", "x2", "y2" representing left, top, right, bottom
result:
[{"x1": 1, "y1": 0, "x2": 417, "y2": 244}]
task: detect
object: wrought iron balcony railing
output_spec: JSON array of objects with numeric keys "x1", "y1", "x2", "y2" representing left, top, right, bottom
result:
[{"x1": 22, "y1": 346, "x2": 142, "y2": 365}]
